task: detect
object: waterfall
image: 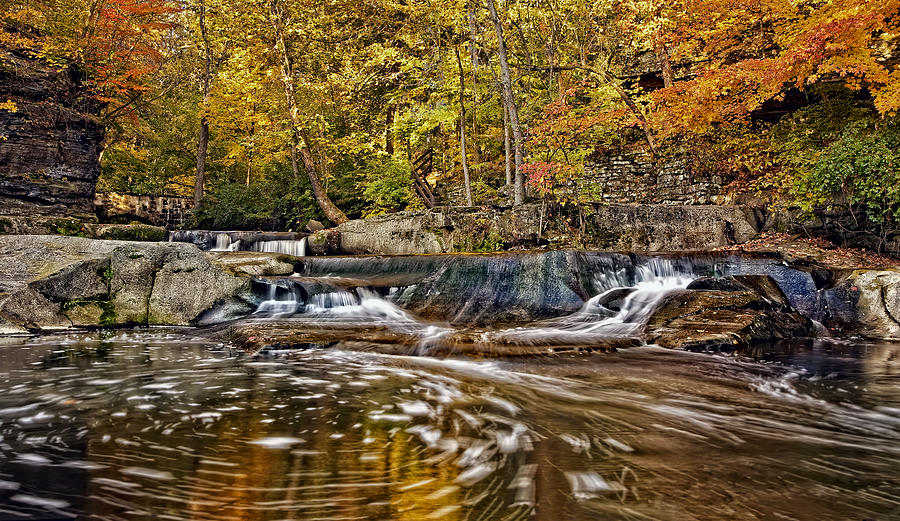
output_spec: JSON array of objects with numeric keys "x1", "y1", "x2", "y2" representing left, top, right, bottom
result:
[
  {"x1": 254, "y1": 283, "x2": 303, "y2": 317},
  {"x1": 250, "y1": 237, "x2": 307, "y2": 257},
  {"x1": 246, "y1": 256, "x2": 695, "y2": 353},
  {"x1": 169, "y1": 231, "x2": 308, "y2": 256},
  {"x1": 483, "y1": 257, "x2": 695, "y2": 346}
]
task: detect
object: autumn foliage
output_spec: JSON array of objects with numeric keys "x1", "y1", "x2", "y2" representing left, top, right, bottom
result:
[{"x1": 2, "y1": 0, "x2": 899, "y2": 230}]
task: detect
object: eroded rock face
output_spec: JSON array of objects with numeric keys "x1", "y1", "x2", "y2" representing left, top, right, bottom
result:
[
  {"x1": 824, "y1": 270, "x2": 900, "y2": 340},
  {"x1": 0, "y1": 235, "x2": 292, "y2": 332},
  {"x1": 0, "y1": 50, "x2": 104, "y2": 230},
  {"x1": 646, "y1": 276, "x2": 814, "y2": 351}
]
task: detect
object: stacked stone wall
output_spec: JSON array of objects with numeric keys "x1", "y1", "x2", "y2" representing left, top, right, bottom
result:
[
  {"x1": 95, "y1": 192, "x2": 192, "y2": 229},
  {"x1": 575, "y1": 154, "x2": 728, "y2": 205}
]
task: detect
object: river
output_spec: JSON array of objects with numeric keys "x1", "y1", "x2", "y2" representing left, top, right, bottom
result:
[{"x1": 0, "y1": 332, "x2": 897, "y2": 520}]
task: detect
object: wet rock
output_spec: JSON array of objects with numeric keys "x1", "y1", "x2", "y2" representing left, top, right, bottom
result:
[
  {"x1": 209, "y1": 251, "x2": 298, "y2": 276},
  {"x1": 225, "y1": 319, "x2": 634, "y2": 357},
  {"x1": 594, "y1": 287, "x2": 636, "y2": 313},
  {"x1": 686, "y1": 275, "x2": 790, "y2": 307},
  {"x1": 646, "y1": 282, "x2": 814, "y2": 351},
  {"x1": 824, "y1": 270, "x2": 900, "y2": 340},
  {"x1": 0, "y1": 235, "x2": 259, "y2": 332}
]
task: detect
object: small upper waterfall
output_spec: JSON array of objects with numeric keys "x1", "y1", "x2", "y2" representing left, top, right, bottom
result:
[
  {"x1": 251, "y1": 237, "x2": 307, "y2": 257},
  {"x1": 169, "y1": 230, "x2": 308, "y2": 256}
]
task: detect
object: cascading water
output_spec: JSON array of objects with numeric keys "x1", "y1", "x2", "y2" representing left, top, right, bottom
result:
[
  {"x1": 254, "y1": 283, "x2": 303, "y2": 317},
  {"x1": 212, "y1": 233, "x2": 232, "y2": 251},
  {"x1": 482, "y1": 257, "x2": 695, "y2": 347},
  {"x1": 250, "y1": 237, "x2": 307, "y2": 257},
  {"x1": 169, "y1": 230, "x2": 308, "y2": 256},
  {"x1": 247, "y1": 256, "x2": 694, "y2": 354}
]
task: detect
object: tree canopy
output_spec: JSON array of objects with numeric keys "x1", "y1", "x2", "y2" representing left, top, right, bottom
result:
[{"x1": 2, "y1": 0, "x2": 899, "y2": 229}]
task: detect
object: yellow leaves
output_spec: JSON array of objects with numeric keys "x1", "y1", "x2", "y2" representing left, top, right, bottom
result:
[
  {"x1": 0, "y1": 100, "x2": 18, "y2": 113},
  {"x1": 872, "y1": 70, "x2": 900, "y2": 116}
]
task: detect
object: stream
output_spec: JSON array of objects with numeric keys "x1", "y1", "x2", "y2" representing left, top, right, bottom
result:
[{"x1": 0, "y1": 332, "x2": 898, "y2": 520}]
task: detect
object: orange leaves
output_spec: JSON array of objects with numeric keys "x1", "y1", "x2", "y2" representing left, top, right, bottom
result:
[
  {"x1": 83, "y1": 0, "x2": 179, "y2": 102},
  {"x1": 650, "y1": 0, "x2": 900, "y2": 138},
  {"x1": 4, "y1": 0, "x2": 179, "y2": 112}
]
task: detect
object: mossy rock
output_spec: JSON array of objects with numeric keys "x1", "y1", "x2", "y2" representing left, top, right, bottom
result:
[{"x1": 98, "y1": 224, "x2": 166, "y2": 242}]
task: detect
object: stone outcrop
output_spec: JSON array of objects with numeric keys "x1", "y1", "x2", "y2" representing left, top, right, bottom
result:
[
  {"x1": 0, "y1": 235, "x2": 293, "y2": 333},
  {"x1": 823, "y1": 270, "x2": 900, "y2": 341},
  {"x1": 312, "y1": 203, "x2": 761, "y2": 255},
  {"x1": 0, "y1": 49, "x2": 103, "y2": 232}
]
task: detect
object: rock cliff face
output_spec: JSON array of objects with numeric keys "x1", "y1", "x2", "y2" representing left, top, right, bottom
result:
[{"x1": 0, "y1": 49, "x2": 104, "y2": 231}]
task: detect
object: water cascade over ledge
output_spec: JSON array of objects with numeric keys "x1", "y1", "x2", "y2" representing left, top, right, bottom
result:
[
  {"x1": 236, "y1": 251, "x2": 816, "y2": 355},
  {"x1": 169, "y1": 230, "x2": 308, "y2": 256}
]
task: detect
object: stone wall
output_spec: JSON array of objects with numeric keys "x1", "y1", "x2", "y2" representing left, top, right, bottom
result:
[
  {"x1": 575, "y1": 154, "x2": 728, "y2": 205},
  {"x1": 95, "y1": 192, "x2": 192, "y2": 229},
  {"x1": 0, "y1": 49, "x2": 103, "y2": 229}
]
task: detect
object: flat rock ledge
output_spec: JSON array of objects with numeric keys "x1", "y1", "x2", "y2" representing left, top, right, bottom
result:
[{"x1": 0, "y1": 235, "x2": 298, "y2": 333}]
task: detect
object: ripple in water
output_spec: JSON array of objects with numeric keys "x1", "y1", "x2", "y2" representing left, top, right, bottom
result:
[{"x1": 0, "y1": 332, "x2": 897, "y2": 520}]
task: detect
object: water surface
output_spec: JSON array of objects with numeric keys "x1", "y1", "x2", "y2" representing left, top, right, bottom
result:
[{"x1": 0, "y1": 333, "x2": 898, "y2": 520}]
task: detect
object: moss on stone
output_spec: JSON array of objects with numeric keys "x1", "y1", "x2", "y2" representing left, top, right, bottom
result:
[
  {"x1": 100, "y1": 224, "x2": 166, "y2": 242},
  {"x1": 49, "y1": 218, "x2": 92, "y2": 237},
  {"x1": 60, "y1": 294, "x2": 117, "y2": 327}
]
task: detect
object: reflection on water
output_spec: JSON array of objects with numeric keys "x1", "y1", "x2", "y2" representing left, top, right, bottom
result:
[{"x1": 0, "y1": 333, "x2": 898, "y2": 520}]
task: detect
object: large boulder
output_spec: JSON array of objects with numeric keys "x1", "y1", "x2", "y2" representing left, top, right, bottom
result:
[
  {"x1": 0, "y1": 235, "x2": 291, "y2": 332},
  {"x1": 824, "y1": 269, "x2": 900, "y2": 340}
]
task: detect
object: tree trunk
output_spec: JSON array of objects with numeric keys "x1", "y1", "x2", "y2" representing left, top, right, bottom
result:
[
  {"x1": 298, "y1": 136, "x2": 348, "y2": 223},
  {"x1": 486, "y1": 0, "x2": 525, "y2": 205},
  {"x1": 503, "y1": 103, "x2": 512, "y2": 187},
  {"x1": 385, "y1": 103, "x2": 394, "y2": 155},
  {"x1": 246, "y1": 120, "x2": 254, "y2": 187},
  {"x1": 270, "y1": 0, "x2": 348, "y2": 224},
  {"x1": 193, "y1": 0, "x2": 211, "y2": 208},
  {"x1": 655, "y1": 37, "x2": 674, "y2": 88},
  {"x1": 467, "y1": 4, "x2": 483, "y2": 169},
  {"x1": 455, "y1": 48, "x2": 473, "y2": 206}
]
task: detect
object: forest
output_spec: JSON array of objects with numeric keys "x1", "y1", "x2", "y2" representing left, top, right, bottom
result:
[{"x1": 2, "y1": 0, "x2": 899, "y2": 231}]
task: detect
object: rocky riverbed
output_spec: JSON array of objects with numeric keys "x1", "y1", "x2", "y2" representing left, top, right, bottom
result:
[{"x1": 2, "y1": 235, "x2": 899, "y2": 354}]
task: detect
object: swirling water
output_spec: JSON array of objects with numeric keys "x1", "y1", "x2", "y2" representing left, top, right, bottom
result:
[{"x1": 0, "y1": 332, "x2": 898, "y2": 521}]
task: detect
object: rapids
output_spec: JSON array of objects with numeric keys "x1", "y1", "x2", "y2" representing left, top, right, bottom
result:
[{"x1": 0, "y1": 333, "x2": 897, "y2": 520}]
